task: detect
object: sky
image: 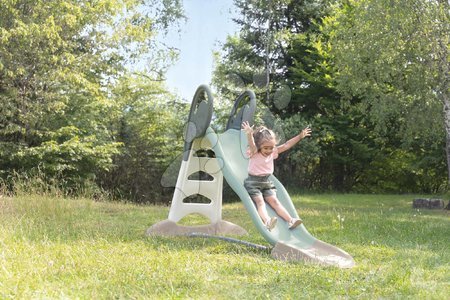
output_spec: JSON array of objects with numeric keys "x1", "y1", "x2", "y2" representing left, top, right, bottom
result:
[{"x1": 161, "y1": 0, "x2": 238, "y2": 100}]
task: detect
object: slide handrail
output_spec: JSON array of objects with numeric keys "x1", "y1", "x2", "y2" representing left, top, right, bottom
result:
[
  {"x1": 226, "y1": 90, "x2": 256, "y2": 130},
  {"x1": 183, "y1": 84, "x2": 214, "y2": 161}
]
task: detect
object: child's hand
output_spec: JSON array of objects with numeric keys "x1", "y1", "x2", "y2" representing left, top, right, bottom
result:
[
  {"x1": 241, "y1": 121, "x2": 254, "y2": 135},
  {"x1": 300, "y1": 127, "x2": 312, "y2": 139}
]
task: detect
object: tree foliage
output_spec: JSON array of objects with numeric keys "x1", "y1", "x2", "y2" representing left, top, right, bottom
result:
[
  {"x1": 1, "y1": 0, "x2": 446, "y2": 198},
  {"x1": 0, "y1": 0, "x2": 183, "y2": 194},
  {"x1": 213, "y1": 0, "x2": 374, "y2": 191},
  {"x1": 99, "y1": 73, "x2": 188, "y2": 202},
  {"x1": 325, "y1": 0, "x2": 447, "y2": 140},
  {"x1": 322, "y1": 0, "x2": 448, "y2": 187},
  {"x1": 213, "y1": 0, "x2": 330, "y2": 106},
  {"x1": 213, "y1": 0, "x2": 447, "y2": 193}
]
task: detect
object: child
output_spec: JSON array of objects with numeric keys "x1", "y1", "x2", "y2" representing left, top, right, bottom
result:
[{"x1": 242, "y1": 121, "x2": 312, "y2": 231}]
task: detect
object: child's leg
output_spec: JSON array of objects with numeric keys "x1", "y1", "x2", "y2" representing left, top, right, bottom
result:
[
  {"x1": 251, "y1": 195, "x2": 271, "y2": 223},
  {"x1": 264, "y1": 195, "x2": 293, "y2": 222}
]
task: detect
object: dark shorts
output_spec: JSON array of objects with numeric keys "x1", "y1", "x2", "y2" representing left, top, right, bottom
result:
[{"x1": 244, "y1": 175, "x2": 277, "y2": 197}]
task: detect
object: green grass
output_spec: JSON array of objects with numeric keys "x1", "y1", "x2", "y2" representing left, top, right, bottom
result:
[{"x1": 0, "y1": 193, "x2": 449, "y2": 299}]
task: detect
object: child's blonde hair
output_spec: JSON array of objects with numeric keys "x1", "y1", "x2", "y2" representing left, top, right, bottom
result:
[{"x1": 253, "y1": 126, "x2": 276, "y2": 150}]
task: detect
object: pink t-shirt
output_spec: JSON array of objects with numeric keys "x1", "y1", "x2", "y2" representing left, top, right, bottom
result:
[{"x1": 246, "y1": 147, "x2": 279, "y2": 176}]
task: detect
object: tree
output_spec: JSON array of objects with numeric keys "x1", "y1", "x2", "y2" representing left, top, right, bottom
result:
[
  {"x1": 213, "y1": 0, "x2": 330, "y2": 108},
  {"x1": 324, "y1": 0, "x2": 449, "y2": 185},
  {"x1": 99, "y1": 73, "x2": 188, "y2": 203},
  {"x1": 213, "y1": 0, "x2": 378, "y2": 190},
  {"x1": 0, "y1": 0, "x2": 183, "y2": 192}
]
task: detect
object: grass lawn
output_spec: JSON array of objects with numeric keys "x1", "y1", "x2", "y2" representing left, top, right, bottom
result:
[{"x1": 0, "y1": 192, "x2": 449, "y2": 299}]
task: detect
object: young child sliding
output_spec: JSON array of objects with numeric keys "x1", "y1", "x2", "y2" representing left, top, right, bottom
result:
[{"x1": 242, "y1": 121, "x2": 312, "y2": 231}]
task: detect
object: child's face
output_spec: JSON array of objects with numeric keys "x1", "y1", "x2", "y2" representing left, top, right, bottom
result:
[{"x1": 259, "y1": 138, "x2": 276, "y2": 157}]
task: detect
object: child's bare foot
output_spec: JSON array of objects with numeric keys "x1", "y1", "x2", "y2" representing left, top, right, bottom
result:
[
  {"x1": 265, "y1": 217, "x2": 277, "y2": 231},
  {"x1": 288, "y1": 218, "x2": 302, "y2": 229}
]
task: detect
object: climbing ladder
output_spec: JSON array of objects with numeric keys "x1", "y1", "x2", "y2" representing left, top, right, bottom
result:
[
  {"x1": 146, "y1": 85, "x2": 255, "y2": 236},
  {"x1": 168, "y1": 137, "x2": 224, "y2": 224}
]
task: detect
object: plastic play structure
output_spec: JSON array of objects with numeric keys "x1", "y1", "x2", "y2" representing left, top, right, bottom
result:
[{"x1": 147, "y1": 85, "x2": 355, "y2": 268}]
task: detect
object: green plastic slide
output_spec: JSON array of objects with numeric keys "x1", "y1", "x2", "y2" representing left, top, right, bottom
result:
[{"x1": 206, "y1": 127, "x2": 355, "y2": 268}]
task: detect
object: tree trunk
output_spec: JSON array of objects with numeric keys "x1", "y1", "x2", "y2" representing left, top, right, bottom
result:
[
  {"x1": 437, "y1": 0, "x2": 450, "y2": 185},
  {"x1": 444, "y1": 98, "x2": 450, "y2": 185}
]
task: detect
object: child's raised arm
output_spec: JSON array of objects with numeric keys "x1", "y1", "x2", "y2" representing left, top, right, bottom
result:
[
  {"x1": 241, "y1": 121, "x2": 257, "y2": 155},
  {"x1": 277, "y1": 126, "x2": 312, "y2": 154}
]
